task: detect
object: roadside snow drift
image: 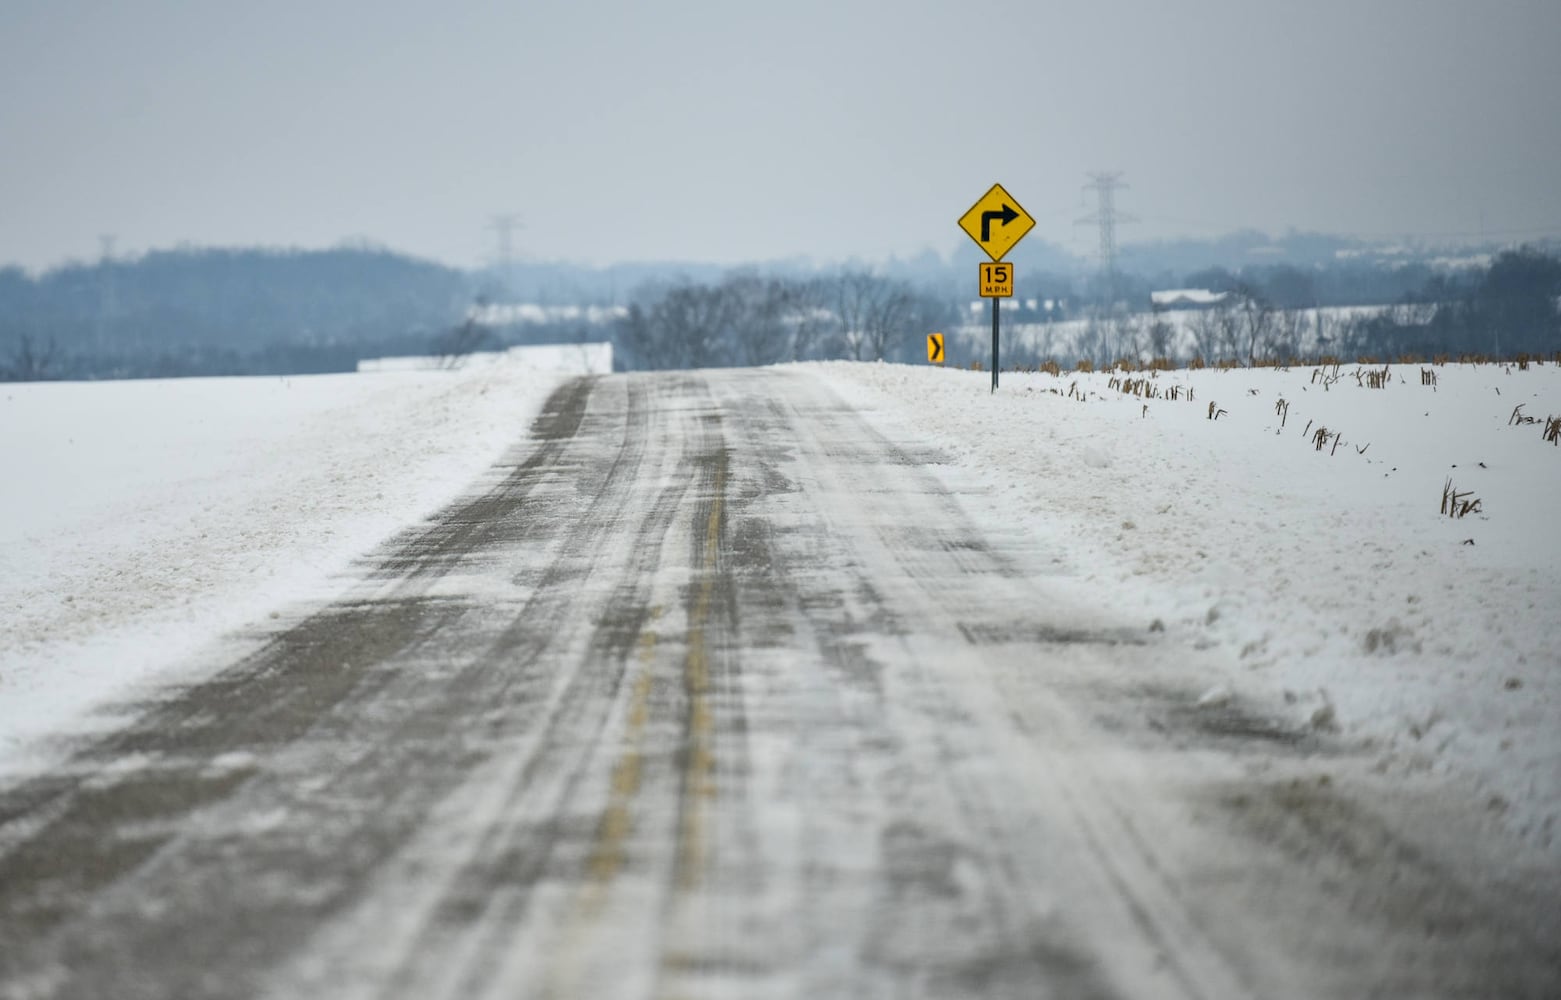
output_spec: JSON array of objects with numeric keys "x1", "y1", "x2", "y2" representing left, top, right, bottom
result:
[
  {"x1": 1, "y1": 360, "x2": 566, "y2": 772},
  {"x1": 811, "y1": 359, "x2": 1561, "y2": 857}
]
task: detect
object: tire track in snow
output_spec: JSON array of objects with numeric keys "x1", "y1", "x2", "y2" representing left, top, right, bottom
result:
[
  {"x1": 0, "y1": 377, "x2": 604, "y2": 997},
  {"x1": 722, "y1": 371, "x2": 1171, "y2": 999},
  {"x1": 318, "y1": 375, "x2": 710, "y2": 1000}
]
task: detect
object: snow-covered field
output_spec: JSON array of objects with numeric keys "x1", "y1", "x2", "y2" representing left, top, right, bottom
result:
[
  {"x1": 357, "y1": 341, "x2": 614, "y2": 373},
  {"x1": 1, "y1": 359, "x2": 568, "y2": 772},
  {"x1": 3, "y1": 354, "x2": 1558, "y2": 858},
  {"x1": 812, "y1": 359, "x2": 1561, "y2": 857}
]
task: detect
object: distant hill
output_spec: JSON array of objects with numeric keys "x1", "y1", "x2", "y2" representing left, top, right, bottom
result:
[{"x1": 0, "y1": 246, "x2": 473, "y2": 378}]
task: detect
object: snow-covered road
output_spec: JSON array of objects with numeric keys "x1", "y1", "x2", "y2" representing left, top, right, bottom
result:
[{"x1": 2, "y1": 369, "x2": 1556, "y2": 999}]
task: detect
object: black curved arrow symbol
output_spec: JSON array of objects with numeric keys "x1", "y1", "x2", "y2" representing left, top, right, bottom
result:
[{"x1": 980, "y1": 204, "x2": 1020, "y2": 242}]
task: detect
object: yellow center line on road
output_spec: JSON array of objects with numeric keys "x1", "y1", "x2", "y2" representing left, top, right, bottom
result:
[
  {"x1": 654, "y1": 451, "x2": 728, "y2": 1000},
  {"x1": 553, "y1": 449, "x2": 727, "y2": 1000},
  {"x1": 544, "y1": 607, "x2": 662, "y2": 1000},
  {"x1": 586, "y1": 662, "x2": 655, "y2": 886},
  {"x1": 677, "y1": 452, "x2": 725, "y2": 891},
  {"x1": 582, "y1": 607, "x2": 662, "y2": 898}
]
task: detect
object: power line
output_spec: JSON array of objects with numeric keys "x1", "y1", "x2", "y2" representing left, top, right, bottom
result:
[
  {"x1": 486, "y1": 214, "x2": 524, "y2": 284},
  {"x1": 1075, "y1": 171, "x2": 1137, "y2": 298}
]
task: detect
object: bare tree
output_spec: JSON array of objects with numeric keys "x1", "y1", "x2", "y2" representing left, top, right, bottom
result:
[
  {"x1": 615, "y1": 269, "x2": 950, "y2": 370},
  {"x1": 834, "y1": 270, "x2": 881, "y2": 361},
  {"x1": 1212, "y1": 300, "x2": 1243, "y2": 361},
  {"x1": 863, "y1": 283, "x2": 918, "y2": 362},
  {"x1": 1147, "y1": 303, "x2": 1176, "y2": 360},
  {"x1": 828, "y1": 271, "x2": 938, "y2": 363},
  {"x1": 1312, "y1": 306, "x2": 1345, "y2": 355},
  {"x1": 1109, "y1": 309, "x2": 1148, "y2": 363},
  {"x1": 785, "y1": 277, "x2": 836, "y2": 362},
  {"x1": 619, "y1": 301, "x2": 656, "y2": 368},
  {"x1": 1391, "y1": 298, "x2": 1436, "y2": 328},
  {"x1": 1185, "y1": 306, "x2": 1221, "y2": 363},
  {"x1": 2, "y1": 334, "x2": 59, "y2": 381},
  {"x1": 1234, "y1": 284, "x2": 1277, "y2": 363},
  {"x1": 622, "y1": 280, "x2": 737, "y2": 369},
  {"x1": 431, "y1": 310, "x2": 494, "y2": 369},
  {"x1": 1275, "y1": 308, "x2": 1309, "y2": 361},
  {"x1": 1075, "y1": 311, "x2": 1110, "y2": 367},
  {"x1": 725, "y1": 272, "x2": 795, "y2": 367},
  {"x1": 673, "y1": 282, "x2": 738, "y2": 368}
]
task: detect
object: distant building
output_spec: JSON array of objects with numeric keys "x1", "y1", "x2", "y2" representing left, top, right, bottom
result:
[{"x1": 1150, "y1": 288, "x2": 1229, "y2": 309}]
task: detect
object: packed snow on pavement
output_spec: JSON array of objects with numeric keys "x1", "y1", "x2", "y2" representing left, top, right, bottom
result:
[{"x1": 3, "y1": 353, "x2": 1558, "y2": 859}]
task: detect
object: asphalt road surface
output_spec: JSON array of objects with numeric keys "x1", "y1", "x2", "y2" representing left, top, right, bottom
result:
[{"x1": 2, "y1": 370, "x2": 1558, "y2": 999}]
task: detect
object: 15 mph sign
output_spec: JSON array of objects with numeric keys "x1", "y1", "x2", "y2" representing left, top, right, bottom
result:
[{"x1": 979, "y1": 262, "x2": 1013, "y2": 298}]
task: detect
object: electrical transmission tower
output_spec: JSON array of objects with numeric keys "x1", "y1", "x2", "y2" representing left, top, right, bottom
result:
[
  {"x1": 1075, "y1": 172, "x2": 1137, "y2": 303},
  {"x1": 486, "y1": 213, "x2": 524, "y2": 290}
]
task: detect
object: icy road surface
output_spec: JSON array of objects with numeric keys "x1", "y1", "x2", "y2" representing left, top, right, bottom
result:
[{"x1": 1, "y1": 370, "x2": 1557, "y2": 999}]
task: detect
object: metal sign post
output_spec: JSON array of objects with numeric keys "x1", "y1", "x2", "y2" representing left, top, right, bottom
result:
[
  {"x1": 958, "y1": 184, "x2": 1034, "y2": 392},
  {"x1": 992, "y1": 298, "x2": 1000, "y2": 391}
]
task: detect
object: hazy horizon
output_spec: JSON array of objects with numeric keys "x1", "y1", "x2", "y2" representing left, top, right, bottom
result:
[{"x1": 4, "y1": 0, "x2": 1560, "y2": 274}]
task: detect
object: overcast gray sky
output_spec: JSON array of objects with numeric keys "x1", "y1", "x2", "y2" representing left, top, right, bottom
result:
[{"x1": 3, "y1": 0, "x2": 1559, "y2": 272}]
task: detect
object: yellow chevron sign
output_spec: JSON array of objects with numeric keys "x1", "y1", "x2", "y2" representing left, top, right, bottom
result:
[{"x1": 927, "y1": 332, "x2": 945, "y2": 364}]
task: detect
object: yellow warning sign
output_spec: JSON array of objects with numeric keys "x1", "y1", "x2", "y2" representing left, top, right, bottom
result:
[
  {"x1": 957, "y1": 182, "x2": 1035, "y2": 262},
  {"x1": 927, "y1": 332, "x2": 945, "y2": 364},
  {"x1": 979, "y1": 262, "x2": 1013, "y2": 298}
]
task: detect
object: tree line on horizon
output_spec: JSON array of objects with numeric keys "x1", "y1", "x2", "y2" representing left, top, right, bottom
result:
[
  {"x1": 1, "y1": 244, "x2": 1557, "y2": 381},
  {"x1": 995, "y1": 247, "x2": 1561, "y2": 369}
]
